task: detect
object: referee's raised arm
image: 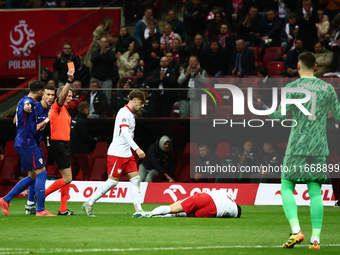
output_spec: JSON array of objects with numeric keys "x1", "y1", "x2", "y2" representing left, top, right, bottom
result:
[{"x1": 58, "y1": 69, "x2": 75, "y2": 106}]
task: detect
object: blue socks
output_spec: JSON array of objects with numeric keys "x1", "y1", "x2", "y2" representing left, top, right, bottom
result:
[
  {"x1": 28, "y1": 183, "x2": 36, "y2": 204},
  {"x1": 4, "y1": 176, "x2": 35, "y2": 204},
  {"x1": 35, "y1": 170, "x2": 47, "y2": 212}
]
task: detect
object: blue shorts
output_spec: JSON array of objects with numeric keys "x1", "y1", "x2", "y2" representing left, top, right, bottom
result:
[{"x1": 15, "y1": 146, "x2": 45, "y2": 171}]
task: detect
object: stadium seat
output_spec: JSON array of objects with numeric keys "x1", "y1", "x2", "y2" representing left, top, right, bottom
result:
[
  {"x1": 267, "y1": 61, "x2": 285, "y2": 76},
  {"x1": 215, "y1": 142, "x2": 230, "y2": 162},
  {"x1": 262, "y1": 53, "x2": 280, "y2": 66},
  {"x1": 248, "y1": 46, "x2": 263, "y2": 62},
  {"x1": 120, "y1": 76, "x2": 137, "y2": 88},
  {"x1": 219, "y1": 76, "x2": 241, "y2": 86},
  {"x1": 0, "y1": 141, "x2": 19, "y2": 185},
  {"x1": 183, "y1": 142, "x2": 198, "y2": 159},
  {"x1": 265, "y1": 47, "x2": 285, "y2": 56},
  {"x1": 174, "y1": 152, "x2": 191, "y2": 183},
  {"x1": 88, "y1": 142, "x2": 108, "y2": 181},
  {"x1": 277, "y1": 143, "x2": 287, "y2": 153},
  {"x1": 271, "y1": 75, "x2": 289, "y2": 88},
  {"x1": 89, "y1": 158, "x2": 107, "y2": 181},
  {"x1": 213, "y1": 106, "x2": 233, "y2": 119}
]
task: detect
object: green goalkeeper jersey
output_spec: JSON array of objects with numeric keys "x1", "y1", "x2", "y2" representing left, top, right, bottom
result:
[{"x1": 269, "y1": 77, "x2": 340, "y2": 156}]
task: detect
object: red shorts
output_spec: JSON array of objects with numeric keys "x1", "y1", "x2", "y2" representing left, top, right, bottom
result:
[
  {"x1": 107, "y1": 155, "x2": 137, "y2": 177},
  {"x1": 180, "y1": 192, "x2": 217, "y2": 218}
]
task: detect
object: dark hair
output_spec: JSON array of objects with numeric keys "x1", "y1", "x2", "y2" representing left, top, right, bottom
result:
[
  {"x1": 209, "y1": 38, "x2": 220, "y2": 45},
  {"x1": 78, "y1": 101, "x2": 90, "y2": 113},
  {"x1": 45, "y1": 84, "x2": 56, "y2": 91},
  {"x1": 288, "y1": 12, "x2": 296, "y2": 19},
  {"x1": 314, "y1": 40, "x2": 323, "y2": 47},
  {"x1": 29, "y1": 80, "x2": 45, "y2": 92},
  {"x1": 148, "y1": 18, "x2": 157, "y2": 26},
  {"x1": 236, "y1": 204, "x2": 242, "y2": 218},
  {"x1": 298, "y1": 52, "x2": 316, "y2": 69},
  {"x1": 129, "y1": 41, "x2": 141, "y2": 59},
  {"x1": 63, "y1": 43, "x2": 72, "y2": 48},
  {"x1": 257, "y1": 66, "x2": 268, "y2": 77},
  {"x1": 128, "y1": 89, "x2": 146, "y2": 104}
]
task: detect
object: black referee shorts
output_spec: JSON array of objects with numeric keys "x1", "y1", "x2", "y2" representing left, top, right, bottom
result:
[{"x1": 50, "y1": 140, "x2": 71, "y2": 170}]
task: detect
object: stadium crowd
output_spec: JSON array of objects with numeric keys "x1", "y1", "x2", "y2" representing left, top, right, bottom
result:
[{"x1": 15, "y1": 0, "x2": 340, "y2": 119}]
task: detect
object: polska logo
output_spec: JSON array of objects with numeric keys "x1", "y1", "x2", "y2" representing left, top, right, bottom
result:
[{"x1": 10, "y1": 20, "x2": 36, "y2": 57}]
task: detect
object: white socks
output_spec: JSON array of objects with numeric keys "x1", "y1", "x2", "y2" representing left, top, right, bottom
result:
[
  {"x1": 292, "y1": 226, "x2": 301, "y2": 234},
  {"x1": 130, "y1": 175, "x2": 142, "y2": 211},
  {"x1": 151, "y1": 206, "x2": 171, "y2": 215},
  {"x1": 89, "y1": 178, "x2": 118, "y2": 206}
]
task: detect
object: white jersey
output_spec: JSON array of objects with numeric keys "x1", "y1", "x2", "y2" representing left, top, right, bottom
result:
[
  {"x1": 108, "y1": 105, "x2": 138, "y2": 157},
  {"x1": 206, "y1": 190, "x2": 238, "y2": 218}
]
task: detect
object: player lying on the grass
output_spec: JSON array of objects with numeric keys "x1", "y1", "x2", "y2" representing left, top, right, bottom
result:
[
  {"x1": 254, "y1": 51, "x2": 340, "y2": 250},
  {"x1": 136, "y1": 190, "x2": 241, "y2": 218}
]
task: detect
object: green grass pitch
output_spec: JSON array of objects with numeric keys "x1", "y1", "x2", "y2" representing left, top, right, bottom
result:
[{"x1": 0, "y1": 198, "x2": 339, "y2": 255}]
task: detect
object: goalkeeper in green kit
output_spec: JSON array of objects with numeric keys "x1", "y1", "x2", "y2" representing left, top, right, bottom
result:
[{"x1": 254, "y1": 52, "x2": 340, "y2": 250}]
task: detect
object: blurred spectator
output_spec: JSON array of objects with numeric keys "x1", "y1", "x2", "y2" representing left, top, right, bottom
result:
[
  {"x1": 219, "y1": 22, "x2": 235, "y2": 51},
  {"x1": 316, "y1": 9, "x2": 330, "y2": 41},
  {"x1": 281, "y1": 27, "x2": 300, "y2": 61},
  {"x1": 90, "y1": 37, "x2": 116, "y2": 104},
  {"x1": 139, "y1": 135, "x2": 175, "y2": 182},
  {"x1": 228, "y1": 39, "x2": 255, "y2": 77},
  {"x1": 237, "y1": 6, "x2": 262, "y2": 46},
  {"x1": 40, "y1": 67, "x2": 54, "y2": 85},
  {"x1": 66, "y1": 80, "x2": 85, "y2": 117},
  {"x1": 140, "y1": 18, "x2": 161, "y2": 53},
  {"x1": 136, "y1": 86, "x2": 152, "y2": 117},
  {"x1": 178, "y1": 56, "x2": 207, "y2": 118},
  {"x1": 117, "y1": 41, "x2": 140, "y2": 82},
  {"x1": 85, "y1": 81, "x2": 108, "y2": 118},
  {"x1": 239, "y1": 139, "x2": 262, "y2": 181},
  {"x1": 215, "y1": 147, "x2": 242, "y2": 183},
  {"x1": 201, "y1": 39, "x2": 229, "y2": 78},
  {"x1": 133, "y1": 65, "x2": 150, "y2": 89},
  {"x1": 166, "y1": 52, "x2": 180, "y2": 77},
  {"x1": 314, "y1": 41, "x2": 333, "y2": 77},
  {"x1": 296, "y1": 0, "x2": 319, "y2": 52},
  {"x1": 171, "y1": 38, "x2": 186, "y2": 64},
  {"x1": 53, "y1": 43, "x2": 80, "y2": 87},
  {"x1": 149, "y1": 56, "x2": 178, "y2": 117},
  {"x1": 47, "y1": 79, "x2": 57, "y2": 89},
  {"x1": 115, "y1": 26, "x2": 134, "y2": 55},
  {"x1": 134, "y1": 7, "x2": 160, "y2": 44},
  {"x1": 139, "y1": 39, "x2": 163, "y2": 78},
  {"x1": 84, "y1": 17, "x2": 115, "y2": 68},
  {"x1": 183, "y1": 0, "x2": 207, "y2": 44},
  {"x1": 75, "y1": 55, "x2": 90, "y2": 88},
  {"x1": 160, "y1": 24, "x2": 181, "y2": 55},
  {"x1": 280, "y1": 12, "x2": 298, "y2": 48},
  {"x1": 184, "y1": 34, "x2": 208, "y2": 63},
  {"x1": 206, "y1": 0, "x2": 234, "y2": 25},
  {"x1": 250, "y1": 141, "x2": 283, "y2": 183},
  {"x1": 320, "y1": 0, "x2": 340, "y2": 21},
  {"x1": 283, "y1": 39, "x2": 306, "y2": 77},
  {"x1": 193, "y1": 143, "x2": 220, "y2": 183},
  {"x1": 111, "y1": 78, "x2": 131, "y2": 115},
  {"x1": 167, "y1": 9, "x2": 186, "y2": 41},
  {"x1": 254, "y1": 9, "x2": 282, "y2": 48},
  {"x1": 257, "y1": 66, "x2": 279, "y2": 106},
  {"x1": 70, "y1": 102, "x2": 97, "y2": 181},
  {"x1": 207, "y1": 11, "x2": 228, "y2": 42}
]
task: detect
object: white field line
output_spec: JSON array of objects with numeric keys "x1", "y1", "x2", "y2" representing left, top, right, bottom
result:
[{"x1": 0, "y1": 244, "x2": 340, "y2": 254}]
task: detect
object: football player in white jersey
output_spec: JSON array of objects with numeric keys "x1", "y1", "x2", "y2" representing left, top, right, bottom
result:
[
  {"x1": 83, "y1": 90, "x2": 147, "y2": 217},
  {"x1": 139, "y1": 190, "x2": 242, "y2": 218}
]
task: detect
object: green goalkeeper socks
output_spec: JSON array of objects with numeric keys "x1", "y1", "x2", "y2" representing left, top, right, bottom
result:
[{"x1": 281, "y1": 179, "x2": 300, "y2": 233}]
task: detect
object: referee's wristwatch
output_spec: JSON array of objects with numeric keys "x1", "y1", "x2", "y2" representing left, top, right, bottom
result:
[{"x1": 66, "y1": 79, "x2": 73, "y2": 84}]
